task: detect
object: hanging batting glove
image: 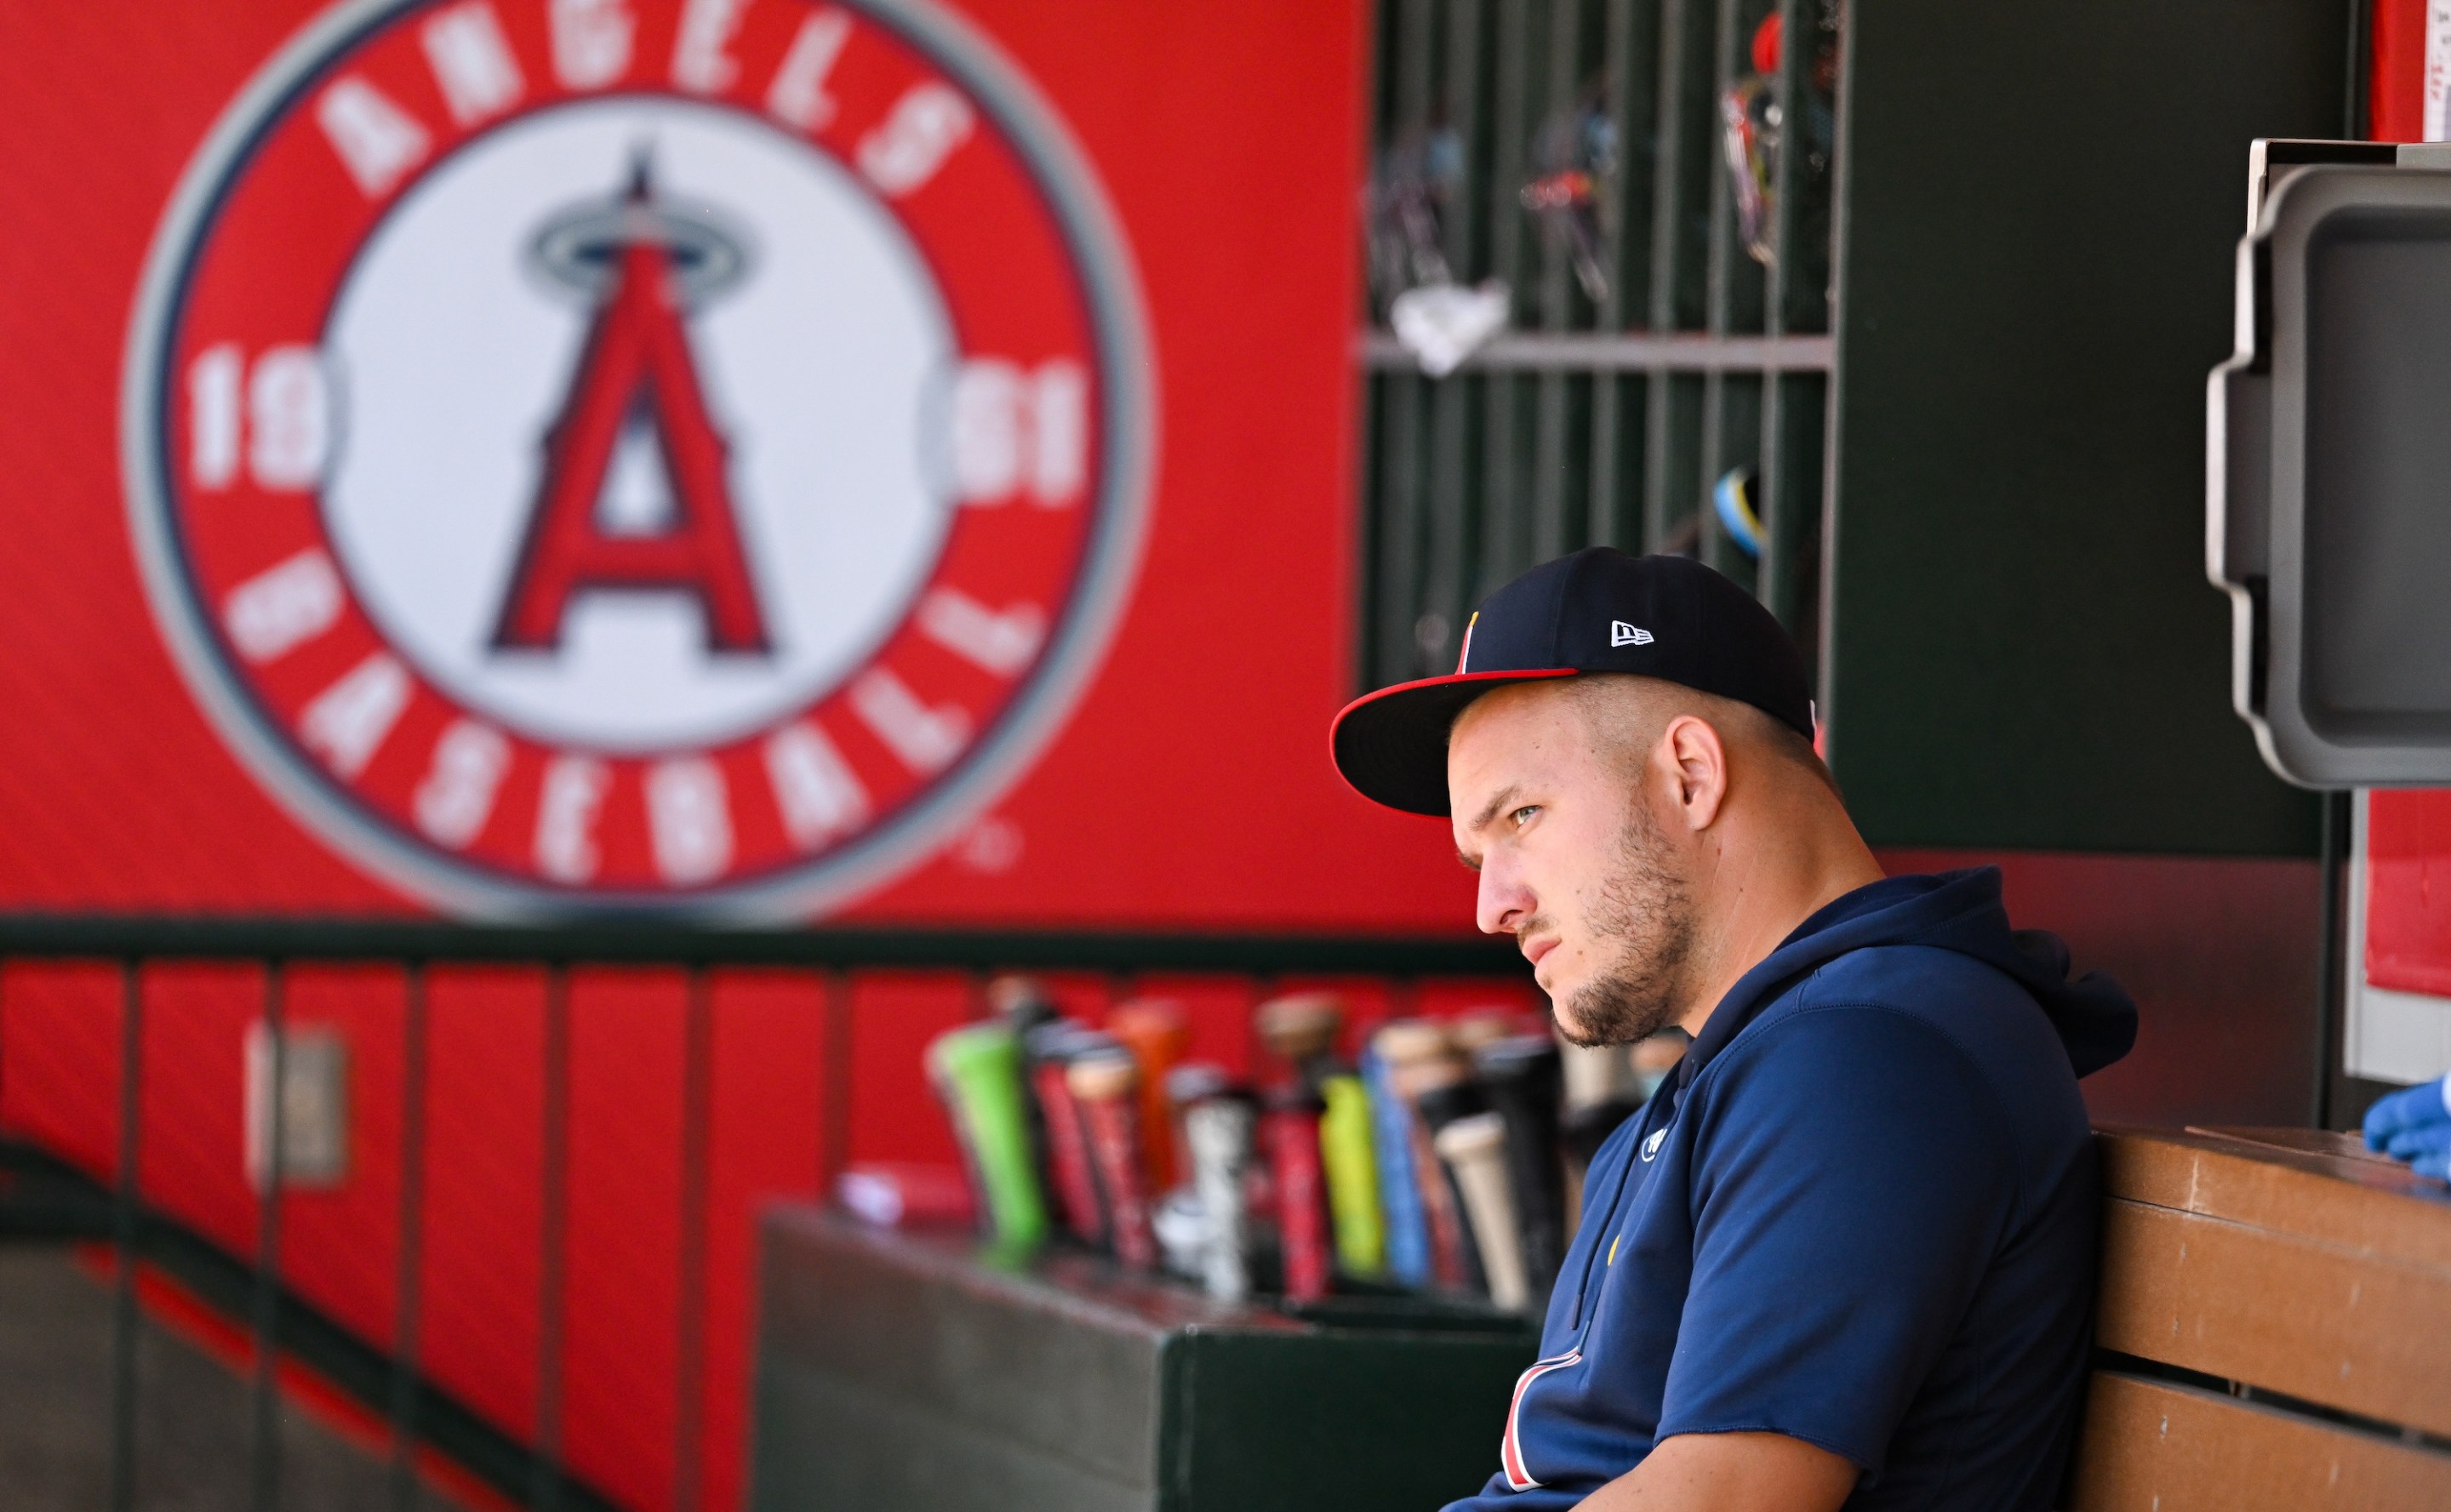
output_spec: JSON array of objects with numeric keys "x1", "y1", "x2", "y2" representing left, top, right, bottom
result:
[{"x1": 2363, "y1": 1076, "x2": 2451, "y2": 1179}]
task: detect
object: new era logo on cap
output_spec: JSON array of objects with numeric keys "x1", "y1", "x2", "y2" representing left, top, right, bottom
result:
[{"x1": 1611, "y1": 620, "x2": 1654, "y2": 647}]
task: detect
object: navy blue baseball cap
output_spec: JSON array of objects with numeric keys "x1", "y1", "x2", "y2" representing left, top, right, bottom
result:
[{"x1": 1331, "y1": 549, "x2": 1814, "y2": 815}]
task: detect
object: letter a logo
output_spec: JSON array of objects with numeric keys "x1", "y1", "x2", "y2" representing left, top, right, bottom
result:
[
  {"x1": 492, "y1": 161, "x2": 769, "y2": 654},
  {"x1": 129, "y1": 0, "x2": 1152, "y2": 915}
]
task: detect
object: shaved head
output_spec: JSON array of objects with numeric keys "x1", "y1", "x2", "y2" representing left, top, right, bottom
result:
[{"x1": 1563, "y1": 675, "x2": 1832, "y2": 796}]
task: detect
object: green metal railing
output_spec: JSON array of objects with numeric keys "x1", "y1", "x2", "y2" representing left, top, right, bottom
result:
[{"x1": 1357, "y1": 0, "x2": 1839, "y2": 688}]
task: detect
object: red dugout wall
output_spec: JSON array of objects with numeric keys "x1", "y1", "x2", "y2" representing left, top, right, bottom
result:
[
  {"x1": 0, "y1": 0, "x2": 1474, "y2": 933},
  {"x1": 0, "y1": 3, "x2": 1540, "y2": 1508}
]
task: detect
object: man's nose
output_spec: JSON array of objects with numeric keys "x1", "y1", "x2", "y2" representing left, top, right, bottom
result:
[{"x1": 1476, "y1": 861, "x2": 1529, "y2": 937}]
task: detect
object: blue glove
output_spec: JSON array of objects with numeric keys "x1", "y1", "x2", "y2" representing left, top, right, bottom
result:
[{"x1": 2363, "y1": 1076, "x2": 2451, "y2": 1178}]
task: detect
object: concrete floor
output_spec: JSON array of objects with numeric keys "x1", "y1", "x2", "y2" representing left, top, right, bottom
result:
[{"x1": 0, "y1": 1246, "x2": 463, "y2": 1510}]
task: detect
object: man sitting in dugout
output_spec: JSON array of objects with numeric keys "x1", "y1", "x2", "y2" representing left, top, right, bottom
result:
[{"x1": 1330, "y1": 549, "x2": 2136, "y2": 1511}]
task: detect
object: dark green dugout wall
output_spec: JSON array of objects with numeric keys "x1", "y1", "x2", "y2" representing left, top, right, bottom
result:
[{"x1": 1823, "y1": 0, "x2": 2352, "y2": 856}]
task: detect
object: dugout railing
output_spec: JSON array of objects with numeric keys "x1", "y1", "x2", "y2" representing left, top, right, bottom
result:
[{"x1": 0, "y1": 918, "x2": 1525, "y2": 1512}]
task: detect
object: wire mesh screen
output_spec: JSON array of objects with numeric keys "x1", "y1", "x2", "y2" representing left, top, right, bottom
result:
[{"x1": 1358, "y1": 0, "x2": 1841, "y2": 688}]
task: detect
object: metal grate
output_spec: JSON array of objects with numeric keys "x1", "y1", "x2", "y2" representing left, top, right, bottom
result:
[{"x1": 1357, "y1": 0, "x2": 1842, "y2": 688}]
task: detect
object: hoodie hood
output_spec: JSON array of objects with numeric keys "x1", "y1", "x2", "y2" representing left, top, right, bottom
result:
[{"x1": 1678, "y1": 866, "x2": 2138, "y2": 1095}]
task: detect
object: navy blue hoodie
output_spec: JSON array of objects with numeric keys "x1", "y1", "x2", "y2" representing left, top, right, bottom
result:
[{"x1": 1446, "y1": 868, "x2": 2137, "y2": 1510}]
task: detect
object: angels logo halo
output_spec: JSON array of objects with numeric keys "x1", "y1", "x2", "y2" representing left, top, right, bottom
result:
[{"x1": 122, "y1": 0, "x2": 1153, "y2": 919}]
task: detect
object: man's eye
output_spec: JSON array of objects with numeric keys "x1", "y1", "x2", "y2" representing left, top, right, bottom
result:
[{"x1": 1511, "y1": 805, "x2": 1540, "y2": 828}]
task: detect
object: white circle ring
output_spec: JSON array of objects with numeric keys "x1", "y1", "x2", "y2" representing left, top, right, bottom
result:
[{"x1": 120, "y1": 0, "x2": 1157, "y2": 922}]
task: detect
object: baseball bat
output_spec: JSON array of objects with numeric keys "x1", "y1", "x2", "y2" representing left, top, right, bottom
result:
[
  {"x1": 1163, "y1": 1060, "x2": 1231, "y2": 1197},
  {"x1": 1557, "y1": 1033, "x2": 1641, "y2": 1113},
  {"x1": 1255, "y1": 991, "x2": 1345, "y2": 1092},
  {"x1": 1317, "y1": 1072, "x2": 1385, "y2": 1278},
  {"x1": 1151, "y1": 1185, "x2": 1209, "y2": 1280},
  {"x1": 1183, "y1": 1093, "x2": 1258, "y2": 1303},
  {"x1": 1373, "y1": 1019, "x2": 1473, "y2": 1291},
  {"x1": 1023, "y1": 1020, "x2": 1107, "y2": 1243},
  {"x1": 1411, "y1": 1068, "x2": 1493, "y2": 1297},
  {"x1": 1068, "y1": 1048, "x2": 1158, "y2": 1269},
  {"x1": 1446, "y1": 1007, "x2": 1520, "y2": 1057},
  {"x1": 1265, "y1": 1085, "x2": 1334, "y2": 1302},
  {"x1": 991, "y1": 975, "x2": 1062, "y2": 1207},
  {"x1": 1107, "y1": 997, "x2": 1191, "y2": 1190},
  {"x1": 1557, "y1": 1033, "x2": 1646, "y2": 1231},
  {"x1": 924, "y1": 1021, "x2": 1047, "y2": 1251},
  {"x1": 990, "y1": 974, "x2": 1061, "y2": 1040},
  {"x1": 1435, "y1": 1112, "x2": 1530, "y2": 1312},
  {"x1": 1474, "y1": 1035, "x2": 1567, "y2": 1306},
  {"x1": 1631, "y1": 1028, "x2": 1689, "y2": 1101},
  {"x1": 1360, "y1": 1044, "x2": 1432, "y2": 1287}
]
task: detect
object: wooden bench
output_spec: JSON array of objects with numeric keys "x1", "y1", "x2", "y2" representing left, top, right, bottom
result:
[
  {"x1": 2071, "y1": 1126, "x2": 2451, "y2": 1509},
  {"x1": 752, "y1": 1127, "x2": 2451, "y2": 1509}
]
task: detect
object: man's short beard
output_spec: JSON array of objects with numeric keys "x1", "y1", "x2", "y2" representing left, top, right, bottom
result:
[{"x1": 1551, "y1": 802, "x2": 1696, "y2": 1047}]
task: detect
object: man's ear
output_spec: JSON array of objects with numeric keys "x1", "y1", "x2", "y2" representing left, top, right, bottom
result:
[{"x1": 1660, "y1": 715, "x2": 1728, "y2": 832}]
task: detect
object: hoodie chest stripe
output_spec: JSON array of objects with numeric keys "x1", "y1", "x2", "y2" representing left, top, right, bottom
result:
[{"x1": 1500, "y1": 1347, "x2": 1584, "y2": 1490}]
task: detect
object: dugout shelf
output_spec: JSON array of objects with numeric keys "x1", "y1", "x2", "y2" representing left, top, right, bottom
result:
[{"x1": 747, "y1": 1206, "x2": 1538, "y2": 1512}]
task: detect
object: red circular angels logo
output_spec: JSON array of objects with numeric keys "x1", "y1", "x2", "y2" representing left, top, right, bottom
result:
[{"x1": 123, "y1": 0, "x2": 1152, "y2": 918}]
